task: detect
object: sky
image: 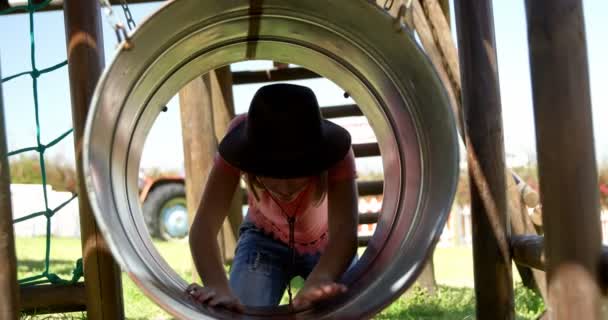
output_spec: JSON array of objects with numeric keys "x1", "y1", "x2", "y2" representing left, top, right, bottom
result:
[{"x1": 0, "y1": 1, "x2": 606, "y2": 174}]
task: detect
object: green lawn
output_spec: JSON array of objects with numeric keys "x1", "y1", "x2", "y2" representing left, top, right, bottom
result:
[{"x1": 14, "y1": 237, "x2": 544, "y2": 319}]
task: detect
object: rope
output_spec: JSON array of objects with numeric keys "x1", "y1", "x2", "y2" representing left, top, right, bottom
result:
[
  {"x1": 259, "y1": 179, "x2": 313, "y2": 308},
  {"x1": 1, "y1": 0, "x2": 80, "y2": 286}
]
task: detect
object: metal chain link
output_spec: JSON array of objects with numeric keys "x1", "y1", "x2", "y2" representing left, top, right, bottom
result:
[
  {"x1": 384, "y1": 0, "x2": 395, "y2": 10},
  {"x1": 99, "y1": 0, "x2": 132, "y2": 49},
  {"x1": 120, "y1": 0, "x2": 137, "y2": 30}
]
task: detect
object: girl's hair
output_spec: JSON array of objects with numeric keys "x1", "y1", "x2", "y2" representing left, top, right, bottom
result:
[{"x1": 245, "y1": 172, "x2": 328, "y2": 207}]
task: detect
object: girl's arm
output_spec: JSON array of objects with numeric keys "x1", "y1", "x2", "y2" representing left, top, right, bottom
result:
[
  {"x1": 293, "y1": 176, "x2": 359, "y2": 309},
  {"x1": 188, "y1": 159, "x2": 242, "y2": 309}
]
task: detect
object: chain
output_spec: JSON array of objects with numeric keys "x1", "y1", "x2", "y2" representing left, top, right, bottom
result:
[
  {"x1": 98, "y1": 0, "x2": 133, "y2": 49},
  {"x1": 384, "y1": 0, "x2": 395, "y2": 10},
  {"x1": 120, "y1": 0, "x2": 136, "y2": 30}
]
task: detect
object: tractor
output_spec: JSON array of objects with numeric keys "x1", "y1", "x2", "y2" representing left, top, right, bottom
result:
[{"x1": 139, "y1": 175, "x2": 188, "y2": 241}]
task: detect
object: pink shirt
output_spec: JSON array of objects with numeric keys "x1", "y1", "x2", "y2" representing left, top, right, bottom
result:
[{"x1": 215, "y1": 114, "x2": 357, "y2": 254}]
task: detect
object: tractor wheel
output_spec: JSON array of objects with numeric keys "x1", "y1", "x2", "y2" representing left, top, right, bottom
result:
[{"x1": 143, "y1": 183, "x2": 189, "y2": 241}]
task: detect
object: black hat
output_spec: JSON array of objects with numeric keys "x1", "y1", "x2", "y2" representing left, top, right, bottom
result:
[{"x1": 218, "y1": 83, "x2": 351, "y2": 178}]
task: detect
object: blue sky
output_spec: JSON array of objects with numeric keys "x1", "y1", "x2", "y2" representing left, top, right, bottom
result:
[{"x1": 0, "y1": 1, "x2": 606, "y2": 172}]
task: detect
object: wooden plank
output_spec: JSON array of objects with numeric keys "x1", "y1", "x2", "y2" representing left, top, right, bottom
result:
[
  {"x1": 352, "y1": 143, "x2": 380, "y2": 158},
  {"x1": 358, "y1": 212, "x2": 379, "y2": 225},
  {"x1": 320, "y1": 104, "x2": 363, "y2": 119},
  {"x1": 232, "y1": 68, "x2": 321, "y2": 85},
  {"x1": 357, "y1": 236, "x2": 372, "y2": 247},
  {"x1": 63, "y1": 1, "x2": 124, "y2": 318},
  {"x1": 454, "y1": 1, "x2": 514, "y2": 318},
  {"x1": 525, "y1": 1, "x2": 601, "y2": 318},
  {"x1": 20, "y1": 283, "x2": 86, "y2": 315},
  {"x1": 0, "y1": 63, "x2": 20, "y2": 320}
]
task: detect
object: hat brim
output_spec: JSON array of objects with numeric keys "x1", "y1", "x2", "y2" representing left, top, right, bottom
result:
[{"x1": 218, "y1": 120, "x2": 351, "y2": 178}]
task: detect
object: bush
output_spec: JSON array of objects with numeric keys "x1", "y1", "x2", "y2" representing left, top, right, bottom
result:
[{"x1": 9, "y1": 155, "x2": 77, "y2": 193}]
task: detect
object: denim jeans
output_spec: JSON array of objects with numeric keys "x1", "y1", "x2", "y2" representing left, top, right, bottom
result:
[{"x1": 228, "y1": 220, "x2": 321, "y2": 307}]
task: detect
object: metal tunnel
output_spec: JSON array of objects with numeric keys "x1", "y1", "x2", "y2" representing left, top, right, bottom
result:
[{"x1": 83, "y1": 0, "x2": 459, "y2": 318}]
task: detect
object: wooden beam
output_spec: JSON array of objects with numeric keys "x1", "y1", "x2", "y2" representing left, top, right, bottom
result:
[
  {"x1": 358, "y1": 212, "x2": 379, "y2": 225},
  {"x1": 355, "y1": 180, "x2": 383, "y2": 196},
  {"x1": 357, "y1": 236, "x2": 372, "y2": 247},
  {"x1": 20, "y1": 283, "x2": 86, "y2": 315},
  {"x1": 209, "y1": 67, "x2": 241, "y2": 263},
  {"x1": 320, "y1": 104, "x2": 363, "y2": 118},
  {"x1": 511, "y1": 235, "x2": 546, "y2": 271},
  {"x1": 232, "y1": 68, "x2": 321, "y2": 85},
  {"x1": 0, "y1": 63, "x2": 20, "y2": 320},
  {"x1": 454, "y1": 1, "x2": 514, "y2": 318},
  {"x1": 512, "y1": 236, "x2": 608, "y2": 293},
  {"x1": 179, "y1": 68, "x2": 241, "y2": 265},
  {"x1": 179, "y1": 75, "x2": 217, "y2": 278},
  {"x1": 525, "y1": 1, "x2": 602, "y2": 318},
  {"x1": 63, "y1": 1, "x2": 124, "y2": 318},
  {"x1": 352, "y1": 143, "x2": 380, "y2": 158}
]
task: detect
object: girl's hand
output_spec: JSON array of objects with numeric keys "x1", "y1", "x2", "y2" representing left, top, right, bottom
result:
[
  {"x1": 292, "y1": 280, "x2": 347, "y2": 310},
  {"x1": 186, "y1": 283, "x2": 244, "y2": 312}
]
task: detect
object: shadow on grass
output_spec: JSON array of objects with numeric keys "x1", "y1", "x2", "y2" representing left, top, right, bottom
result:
[{"x1": 18, "y1": 259, "x2": 79, "y2": 277}]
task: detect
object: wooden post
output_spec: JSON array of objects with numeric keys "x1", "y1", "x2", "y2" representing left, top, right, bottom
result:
[
  {"x1": 454, "y1": 1, "x2": 514, "y2": 319},
  {"x1": 413, "y1": 0, "x2": 548, "y2": 300},
  {"x1": 179, "y1": 75, "x2": 217, "y2": 280},
  {"x1": 179, "y1": 68, "x2": 240, "y2": 270},
  {"x1": 210, "y1": 67, "x2": 241, "y2": 262},
  {"x1": 63, "y1": 1, "x2": 124, "y2": 319},
  {"x1": 525, "y1": 1, "x2": 601, "y2": 318},
  {"x1": 0, "y1": 64, "x2": 20, "y2": 320}
]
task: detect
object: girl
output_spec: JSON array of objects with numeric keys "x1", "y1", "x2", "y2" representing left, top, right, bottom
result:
[{"x1": 186, "y1": 83, "x2": 359, "y2": 311}]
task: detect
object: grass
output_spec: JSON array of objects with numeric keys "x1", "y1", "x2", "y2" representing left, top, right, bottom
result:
[{"x1": 14, "y1": 237, "x2": 545, "y2": 319}]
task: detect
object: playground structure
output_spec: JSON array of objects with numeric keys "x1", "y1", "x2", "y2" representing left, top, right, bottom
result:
[{"x1": 0, "y1": 1, "x2": 603, "y2": 320}]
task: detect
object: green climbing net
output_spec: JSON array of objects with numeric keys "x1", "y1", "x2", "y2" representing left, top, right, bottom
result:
[{"x1": 1, "y1": 0, "x2": 83, "y2": 287}]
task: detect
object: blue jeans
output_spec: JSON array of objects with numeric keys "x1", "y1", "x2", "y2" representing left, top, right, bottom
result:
[{"x1": 228, "y1": 220, "x2": 321, "y2": 307}]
